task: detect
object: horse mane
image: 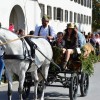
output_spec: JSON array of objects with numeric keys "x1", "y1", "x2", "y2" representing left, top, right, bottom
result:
[
  {"x1": 0, "y1": 28, "x2": 18, "y2": 40},
  {"x1": 0, "y1": 28, "x2": 23, "y2": 54}
]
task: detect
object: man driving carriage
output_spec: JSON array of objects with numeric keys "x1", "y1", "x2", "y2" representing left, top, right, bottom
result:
[{"x1": 34, "y1": 14, "x2": 56, "y2": 43}]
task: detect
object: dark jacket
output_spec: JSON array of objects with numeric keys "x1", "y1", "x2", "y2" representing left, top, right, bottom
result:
[{"x1": 63, "y1": 29, "x2": 78, "y2": 49}]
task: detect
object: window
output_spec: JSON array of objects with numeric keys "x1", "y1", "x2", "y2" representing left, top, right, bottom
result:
[
  {"x1": 74, "y1": 0, "x2": 77, "y2": 2},
  {"x1": 65, "y1": 10, "x2": 68, "y2": 22},
  {"x1": 57, "y1": 8, "x2": 61, "y2": 20},
  {"x1": 81, "y1": 14, "x2": 83, "y2": 23},
  {"x1": 61, "y1": 9, "x2": 63, "y2": 21},
  {"x1": 84, "y1": 15, "x2": 86, "y2": 24},
  {"x1": 87, "y1": 16, "x2": 88, "y2": 24},
  {"x1": 87, "y1": 0, "x2": 89, "y2": 7},
  {"x1": 89, "y1": 16, "x2": 91, "y2": 24},
  {"x1": 74, "y1": 12, "x2": 77, "y2": 23},
  {"x1": 77, "y1": 13, "x2": 80, "y2": 23},
  {"x1": 78, "y1": 0, "x2": 81, "y2": 4},
  {"x1": 70, "y1": 11, "x2": 73, "y2": 22},
  {"x1": 84, "y1": 0, "x2": 86, "y2": 7},
  {"x1": 53, "y1": 7, "x2": 57, "y2": 20},
  {"x1": 39, "y1": 3, "x2": 45, "y2": 18},
  {"x1": 47, "y1": 5, "x2": 52, "y2": 19},
  {"x1": 81, "y1": 0, "x2": 83, "y2": 5},
  {"x1": 89, "y1": 0, "x2": 91, "y2": 8},
  {"x1": 57, "y1": 8, "x2": 63, "y2": 21}
]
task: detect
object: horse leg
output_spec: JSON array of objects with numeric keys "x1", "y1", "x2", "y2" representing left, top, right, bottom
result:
[
  {"x1": 5, "y1": 70, "x2": 13, "y2": 100},
  {"x1": 32, "y1": 70, "x2": 39, "y2": 100},
  {"x1": 18, "y1": 71, "x2": 26, "y2": 100},
  {"x1": 40, "y1": 64, "x2": 49, "y2": 100}
]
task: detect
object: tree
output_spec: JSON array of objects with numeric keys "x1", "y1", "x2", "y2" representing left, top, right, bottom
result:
[{"x1": 92, "y1": 0, "x2": 100, "y2": 31}]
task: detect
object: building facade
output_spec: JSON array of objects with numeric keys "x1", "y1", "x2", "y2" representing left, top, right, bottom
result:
[
  {"x1": 0, "y1": 0, "x2": 92, "y2": 34},
  {"x1": 0, "y1": 0, "x2": 41, "y2": 33}
]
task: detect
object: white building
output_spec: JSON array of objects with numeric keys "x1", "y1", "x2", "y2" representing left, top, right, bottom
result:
[
  {"x1": 0, "y1": 0, "x2": 92, "y2": 34},
  {"x1": 38, "y1": 0, "x2": 92, "y2": 34},
  {"x1": 0, "y1": 0, "x2": 41, "y2": 34}
]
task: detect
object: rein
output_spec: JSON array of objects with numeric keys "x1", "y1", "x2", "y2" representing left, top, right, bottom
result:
[
  {"x1": 0, "y1": 34, "x2": 44, "y2": 46},
  {"x1": 0, "y1": 28, "x2": 61, "y2": 71},
  {"x1": 0, "y1": 29, "x2": 43, "y2": 60},
  {"x1": 36, "y1": 47, "x2": 61, "y2": 71}
]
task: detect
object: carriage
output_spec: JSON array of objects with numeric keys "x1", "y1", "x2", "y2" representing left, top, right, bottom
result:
[
  {"x1": 0, "y1": 28, "x2": 90, "y2": 100},
  {"x1": 22, "y1": 46, "x2": 89, "y2": 100}
]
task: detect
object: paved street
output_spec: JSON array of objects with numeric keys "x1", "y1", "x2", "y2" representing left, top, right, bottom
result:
[{"x1": 0, "y1": 62, "x2": 100, "y2": 100}]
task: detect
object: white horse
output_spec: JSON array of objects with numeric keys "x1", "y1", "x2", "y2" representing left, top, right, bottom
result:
[{"x1": 0, "y1": 28, "x2": 53, "y2": 100}]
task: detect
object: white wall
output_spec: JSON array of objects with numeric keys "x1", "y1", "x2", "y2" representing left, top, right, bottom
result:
[
  {"x1": 0, "y1": 0, "x2": 92, "y2": 34},
  {"x1": 25, "y1": 0, "x2": 41, "y2": 33},
  {"x1": 0, "y1": 0, "x2": 24, "y2": 28},
  {"x1": 0, "y1": 0, "x2": 41, "y2": 34},
  {"x1": 38, "y1": 0, "x2": 92, "y2": 34}
]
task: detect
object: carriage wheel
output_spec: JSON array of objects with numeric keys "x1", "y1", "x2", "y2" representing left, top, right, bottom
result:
[
  {"x1": 22, "y1": 85, "x2": 30, "y2": 99},
  {"x1": 69, "y1": 73, "x2": 78, "y2": 100},
  {"x1": 80, "y1": 72, "x2": 89, "y2": 96}
]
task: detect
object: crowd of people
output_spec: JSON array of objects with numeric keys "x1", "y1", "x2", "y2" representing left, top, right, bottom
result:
[
  {"x1": 0, "y1": 14, "x2": 100, "y2": 84},
  {"x1": 85, "y1": 32, "x2": 100, "y2": 55}
]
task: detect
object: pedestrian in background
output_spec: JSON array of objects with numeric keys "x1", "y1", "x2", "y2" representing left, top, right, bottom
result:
[
  {"x1": 9, "y1": 23, "x2": 15, "y2": 32},
  {"x1": 0, "y1": 43, "x2": 5, "y2": 84}
]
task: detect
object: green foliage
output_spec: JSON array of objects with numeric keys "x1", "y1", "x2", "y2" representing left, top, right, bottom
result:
[
  {"x1": 52, "y1": 46, "x2": 63, "y2": 64},
  {"x1": 92, "y1": 0, "x2": 100, "y2": 31},
  {"x1": 50, "y1": 46, "x2": 100, "y2": 76},
  {"x1": 50, "y1": 46, "x2": 63, "y2": 71},
  {"x1": 79, "y1": 52, "x2": 100, "y2": 76}
]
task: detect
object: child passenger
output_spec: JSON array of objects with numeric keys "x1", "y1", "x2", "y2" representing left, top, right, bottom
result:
[{"x1": 53, "y1": 32, "x2": 66, "y2": 53}]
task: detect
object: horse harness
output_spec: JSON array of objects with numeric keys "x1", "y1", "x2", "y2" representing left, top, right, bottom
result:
[{"x1": 4, "y1": 38, "x2": 36, "y2": 70}]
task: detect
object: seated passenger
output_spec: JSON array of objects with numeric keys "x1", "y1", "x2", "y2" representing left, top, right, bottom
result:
[
  {"x1": 62, "y1": 23, "x2": 79, "y2": 70},
  {"x1": 53, "y1": 32, "x2": 66, "y2": 53},
  {"x1": 74, "y1": 25, "x2": 86, "y2": 48}
]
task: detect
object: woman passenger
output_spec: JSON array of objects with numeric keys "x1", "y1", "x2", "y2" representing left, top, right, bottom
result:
[{"x1": 63, "y1": 23, "x2": 78, "y2": 70}]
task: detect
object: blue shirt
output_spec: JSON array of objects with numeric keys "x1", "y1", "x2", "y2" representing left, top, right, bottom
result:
[
  {"x1": 34, "y1": 25, "x2": 56, "y2": 40},
  {"x1": 78, "y1": 31, "x2": 86, "y2": 48}
]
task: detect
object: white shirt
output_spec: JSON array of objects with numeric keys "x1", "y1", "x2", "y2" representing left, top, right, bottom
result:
[
  {"x1": 34, "y1": 25, "x2": 56, "y2": 40},
  {"x1": 95, "y1": 38, "x2": 100, "y2": 45},
  {"x1": 0, "y1": 46, "x2": 4, "y2": 56}
]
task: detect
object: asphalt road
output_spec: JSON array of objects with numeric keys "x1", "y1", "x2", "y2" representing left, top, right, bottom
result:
[{"x1": 0, "y1": 62, "x2": 100, "y2": 100}]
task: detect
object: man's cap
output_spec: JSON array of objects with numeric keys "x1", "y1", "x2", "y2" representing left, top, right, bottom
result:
[
  {"x1": 42, "y1": 15, "x2": 50, "y2": 21},
  {"x1": 67, "y1": 23, "x2": 75, "y2": 28}
]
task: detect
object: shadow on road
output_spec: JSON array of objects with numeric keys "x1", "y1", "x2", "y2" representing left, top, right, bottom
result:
[
  {"x1": 0, "y1": 91, "x2": 69, "y2": 100},
  {"x1": 44, "y1": 92, "x2": 69, "y2": 100},
  {"x1": 0, "y1": 90, "x2": 82, "y2": 100}
]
